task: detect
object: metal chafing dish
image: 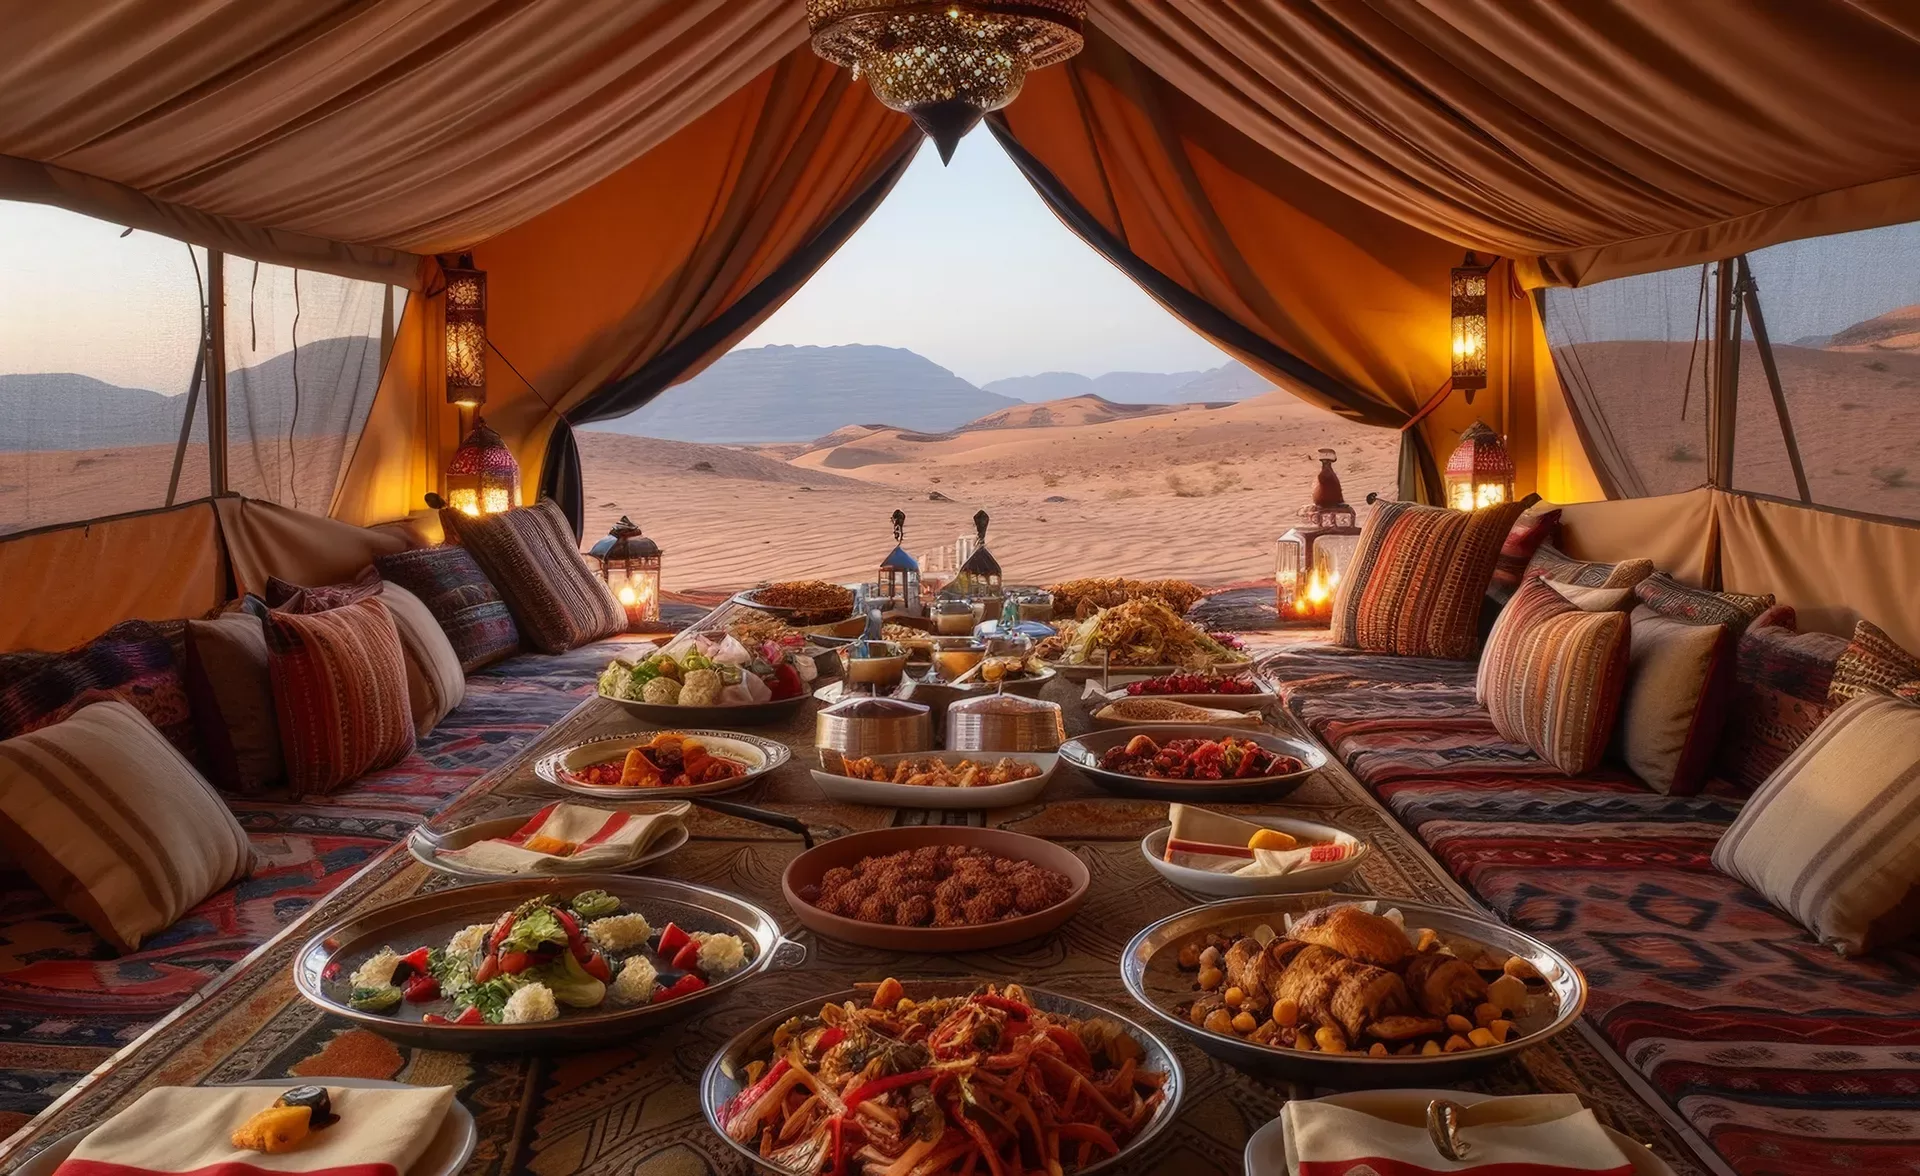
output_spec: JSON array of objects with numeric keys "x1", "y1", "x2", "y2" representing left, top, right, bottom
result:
[
  {"x1": 813, "y1": 694, "x2": 931, "y2": 758},
  {"x1": 943, "y1": 689, "x2": 1065, "y2": 752}
]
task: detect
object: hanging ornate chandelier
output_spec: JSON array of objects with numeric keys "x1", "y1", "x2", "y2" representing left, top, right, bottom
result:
[{"x1": 806, "y1": 1, "x2": 1087, "y2": 163}]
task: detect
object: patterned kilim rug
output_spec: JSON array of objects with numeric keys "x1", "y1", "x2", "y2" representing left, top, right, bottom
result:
[{"x1": 0, "y1": 625, "x2": 1712, "y2": 1176}]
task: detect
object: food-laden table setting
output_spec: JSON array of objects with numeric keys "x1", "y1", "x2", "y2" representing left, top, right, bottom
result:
[{"x1": 0, "y1": 583, "x2": 1710, "y2": 1176}]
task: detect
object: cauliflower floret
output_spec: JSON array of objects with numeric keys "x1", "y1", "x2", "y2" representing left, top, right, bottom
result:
[
  {"x1": 501, "y1": 982, "x2": 560, "y2": 1024},
  {"x1": 694, "y1": 931, "x2": 748, "y2": 977},
  {"x1": 445, "y1": 923, "x2": 490, "y2": 958},
  {"x1": 350, "y1": 947, "x2": 401, "y2": 990},
  {"x1": 588, "y1": 912, "x2": 653, "y2": 953},
  {"x1": 641, "y1": 676, "x2": 682, "y2": 705},
  {"x1": 680, "y1": 668, "x2": 723, "y2": 707},
  {"x1": 609, "y1": 955, "x2": 659, "y2": 1004}
]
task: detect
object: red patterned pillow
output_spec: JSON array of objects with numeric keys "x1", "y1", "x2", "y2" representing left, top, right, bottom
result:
[
  {"x1": 263, "y1": 598, "x2": 414, "y2": 796},
  {"x1": 1712, "y1": 606, "x2": 1849, "y2": 793},
  {"x1": 440, "y1": 499, "x2": 626, "y2": 654},
  {"x1": 1634, "y1": 573, "x2": 1774, "y2": 635},
  {"x1": 265, "y1": 566, "x2": 382, "y2": 613},
  {"x1": 1332, "y1": 499, "x2": 1529, "y2": 660},
  {"x1": 1829, "y1": 619, "x2": 1920, "y2": 705},
  {"x1": 1481, "y1": 501, "x2": 1560, "y2": 637},
  {"x1": 0, "y1": 620, "x2": 199, "y2": 765},
  {"x1": 1477, "y1": 577, "x2": 1634, "y2": 774}
]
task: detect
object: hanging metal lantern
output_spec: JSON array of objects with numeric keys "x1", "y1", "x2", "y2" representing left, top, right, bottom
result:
[
  {"x1": 1445, "y1": 421, "x2": 1517, "y2": 512},
  {"x1": 955, "y1": 509, "x2": 1002, "y2": 594},
  {"x1": 1450, "y1": 252, "x2": 1492, "y2": 402},
  {"x1": 443, "y1": 416, "x2": 519, "y2": 517},
  {"x1": 589, "y1": 516, "x2": 662, "y2": 629},
  {"x1": 876, "y1": 509, "x2": 921, "y2": 612},
  {"x1": 1274, "y1": 448, "x2": 1362, "y2": 624},
  {"x1": 443, "y1": 253, "x2": 487, "y2": 407},
  {"x1": 806, "y1": 0, "x2": 1087, "y2": 163}
]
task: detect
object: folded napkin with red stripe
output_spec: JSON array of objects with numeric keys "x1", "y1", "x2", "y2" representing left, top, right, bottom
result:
[
  {"x1": 55, "y1": 1084, "x2": 454, "y2": 1176},
  {"x1": 1166, "y1": 804, "x2": 1358, "y2": 877},
  {"x1": 437, "y1": 801, "x2": 690, "y2": 874},
  {"x1": 1282, "y1": 1093, "x2": 1636, "y2": 1175}
]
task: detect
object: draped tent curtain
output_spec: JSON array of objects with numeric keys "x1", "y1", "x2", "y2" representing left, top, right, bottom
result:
[{"x1": 1084, "y1": 0, "x2": 1920, "y2": 288}]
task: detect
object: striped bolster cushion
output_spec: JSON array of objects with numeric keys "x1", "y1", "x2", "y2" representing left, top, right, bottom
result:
[
  {"x1": 441, "y1": 499, "x2": 627, "y2": 654},
  {"x1": 265, "y1": 597, "x2": 415, "y2": 797},
  {"x1": 0, "y1": 700, "x2": 252, "y2": 953},
  {"x1": 1332, "y1": 499, "x2": 1528, "y2": 660},
  {"x1": 1713, "y1": 692, "x2": 1920, "y2": 956},
  {"x1": 1477, "y1": 577, "x2": 1634, "y2": 774}
]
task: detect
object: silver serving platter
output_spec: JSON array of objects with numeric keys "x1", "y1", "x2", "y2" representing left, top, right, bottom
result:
[
  {"x1": 1089, "y1": 671, "x2": 1278, "y2": 711},
  {"x1": 406, "y1": 808, "x2": 691, "y2": 880},
  {"x1": 1043, "y1": 657, "x2": 1253, "y2": 682},
  {"x1": 1121, "y1": 894, "x2": 1587, "y2": 1084},
  {"x1": 292, "y1": 875, "x2": 805, "y2": 1051},
  {"x1": 727, "y1": 589, "x2": 860, "y2": 631},
  {"x1": 1058, "y1": 724, "x2": 1326, "y2": 802},
  {"x1": 535, "y1": 730, "x2": 791, "y2": 799},
  {"x1": 596, "y1": 688, "x2": 812, "y2": 729},
  {"x1": 702, "y1": 981, "x2": 1185, "y2": 1175}
]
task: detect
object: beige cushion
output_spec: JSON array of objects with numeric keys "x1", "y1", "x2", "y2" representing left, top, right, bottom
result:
[
  {"x1": 380, "y1": 582, "x2": 466, "y2": 735},
  {"x1": 0, "y1": 700, "x2": 253, "y2": 952},
  {"x1": 1477, "y1": 577, "x2": 1634, "y2": 774},
  {"x1": 1612, "y1": 607, "x2": 1733, "y2": 796},
  {"x1": 1713, "y1": 693, "x2": 1920, "y2": 956},
  {"x1": 184, "y1": 611, "x2": 284, "y2": 793}
]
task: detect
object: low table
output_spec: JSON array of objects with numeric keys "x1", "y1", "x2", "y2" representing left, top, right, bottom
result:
[{"x1": 0, "y1": 624, "x2": 1707, "y2": 1175}]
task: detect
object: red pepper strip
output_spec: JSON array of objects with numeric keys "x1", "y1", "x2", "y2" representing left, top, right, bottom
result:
[
  {"x1": 842, "y1": 1067, "x2": 937, "y2": 1111},
  {"x1": 1054, "y1": 1122, "x2": 1120, "y2": 1155},
  {"x1": 1042, "y1": 1026, "x2": 1091, "y2": 1070},
  {"x1": 721, "y1": 1058, "x2": 790, "y2": 1129},
  {"x1": 947, "y1": 1098, "x2": 1009, "y2": 1176},
  {"x1": 1034, "y1": 1053, "x2": 1130, "y2": 1128},
  {"x1": 825, "y1": 1116, "x2": 847, "y2": 1174},
  {"x1": 815, "y1": 1025, "x2": 846, "y2": 1052}
]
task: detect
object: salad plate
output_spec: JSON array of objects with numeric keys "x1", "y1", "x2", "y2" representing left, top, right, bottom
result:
[
  {"x1": 597, "y1": 646, "x2": 812, "y2": 728},
  {"x1": 292, "y1": 875, "x2": 804, "y2": 1051},
  {"x1": 535, "y1": 730, "x2": 789, "y2": 800}
]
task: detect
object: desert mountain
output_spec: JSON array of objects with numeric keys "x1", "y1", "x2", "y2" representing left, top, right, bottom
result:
[
  {"x1": 983, "y1": 361, "x2": 1271, "y2": 404},
  {"x1": 1826, "y1": 304, "x2": 1920, "y2": 351},
  {"x1": 586, "y1": 344, "x2": 1017, "y2": 443},
  {"x1": 0, "y1": 335, "x2": 382, "y2": 452},
  {"x1": 962, "y1": 394, "x2": 1180, "y2": 430}
]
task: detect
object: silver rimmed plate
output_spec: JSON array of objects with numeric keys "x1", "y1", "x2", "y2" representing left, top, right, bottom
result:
[
  {"x1": 9, "y1": 1079, "x2": 477, "y2": 1176},
  {"x1": 727, "y1": 588, "x2": 859, "y2": 629},
  {"x1": 1141, "y1": 816, "x2": 1368, "y2": 898},
  {"x1": 407, "y1": 807, "x2": 691, "y2": 880},
  {"x1": 1088, "y1": 671, "x2": 1277, "y2": 711},
  {"x1": 809, "y1": 750, "x2": 1057, "y2": 809},
  {"x1": 702, "y1": 981, "x2": 1185, "y2": 1175},
  {"x1": 292, "y1": 875, "x2": 805, "y2": 1051},
  {"x1": 1058, "y1": 724, "x2": 1325, "y2": 802},
  {"x1": 595, "y1": 689, "x2": 812, "y2": 729},
  {"x1": 535, "y1": 730, "x2": 790, "y2": 800},
  {"x1": 1121, "y1": 894, "x2": 1587, "y2": 1084},
  {"x1": 1043, "y1": 657, "x2": 1253, "y2": 682}
]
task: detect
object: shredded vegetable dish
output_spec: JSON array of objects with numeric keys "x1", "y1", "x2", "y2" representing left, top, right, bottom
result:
[
  {"x1": 720, "y1": 980, "x2": 1168, "y2": 1174},
  {"x1": 1034, "y1": 599, "x2": 1246, "y2": 670}
]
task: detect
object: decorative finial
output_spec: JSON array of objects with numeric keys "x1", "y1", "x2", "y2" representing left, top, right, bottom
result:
[
  {"x1": 973, "y1": 509, "x2": 989, "y2": 544},
  {"x1": 611, "y1": 515, "x2": 640, "y2": 537},
  {"x1": 891, "y1": 509, "x2": 906, "y2": 544}
]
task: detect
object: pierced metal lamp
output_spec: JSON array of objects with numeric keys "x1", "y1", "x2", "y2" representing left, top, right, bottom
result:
[
  {"x1": 1450, "y1": 252, "x2": 1492, "y2": 402},
  {"x1": 443, "y1": 254, "x2": 487, "y2": 407},
  {"x1": 590, "y1": 516, "x2": 662, "y2": 629},
  {"x1": 443, "y1": 417, "x2": 519, "y2": 517},
  {"x1": 1445, "y1": 422, "x2": 1516, "y2": 512},
  {"x1": 1275, "y1": 448, "x2": 1362, "y2": 624}
]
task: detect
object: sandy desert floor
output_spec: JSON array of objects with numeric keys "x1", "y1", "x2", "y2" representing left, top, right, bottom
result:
[{"x1": 578, "y1": 390, "x2": 1401, "y2": 594}]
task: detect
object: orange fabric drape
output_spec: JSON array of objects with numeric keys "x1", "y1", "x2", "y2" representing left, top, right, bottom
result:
[
  {"x1": 0, "y1": 1, "x2": 804, "y2": 271},
  {"x1": 0, "y1": 502, "x2": 226, "y2": 652},
  {"x1": 1088, "y1": 0, "x2": 1920, "y2": 287}
]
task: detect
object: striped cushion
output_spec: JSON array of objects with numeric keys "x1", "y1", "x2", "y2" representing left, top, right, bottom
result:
[
  {"x1": 0, "y1": 700, "x2": 252, "y2": 953},
  {"x1": 1332, "y1": 499, "x2": 1528, "y2": 660},
  {"x1": 1713, "y1": 606, "x2": 1849, "y2": 793},
  {"x1": 440, "y1": 499, "x2": 626, "y2": 654},
  {"x1": 1480, "y1": 502, "x2": 1560, "y2": 639},
  {"x1": 1477, "y1": 577, "x2": 1633, "y2": 774},
  {"x1": 269, "y1": 571, "x2": 465, "y2": 736},
  {"x1": 264, "y1": 598, "x2": 415, "y2": 797},
  {"x1": 374, "y1": 545, "x2": 520, "y2": 673},
  {"x1": 1633, "y1": 572, "x2": 1774, "y2": 633},
  {"x1": 1524, "y1": 543, "x2": 1655, "y2": 591},
  {"x1": 1713, "y1": 693, "x2": 1920, "y2": 956},
  {"x1": 1828, "y1": 618, "x2": 1920, "y2": 705}
]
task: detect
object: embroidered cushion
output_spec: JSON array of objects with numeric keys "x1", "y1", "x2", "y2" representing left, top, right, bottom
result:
[
  {"x1": 1633, "y1": 572, "x2": 1774, "y2": 634},
  {"x1": 1828, "y1": 618, "x2": 1920, "y2": 705},
  {"x1": 1331, "y1": 498, "x2": 1529, "y2": 660},
  {"x1": 1480, "y1": 501, "x2": 1560, "y2": 638},
  {"x1": 439, "y1": 499, "x2": 626, "y2": 655},
  {"x1": 1477, "y1": 577, "x2": 1634, "y2": 774},
  {"x1": 0, "y1": 700, "x2": 252, "y2": 953},
  {"x1": 268, "y1": 570, "x2": 465, "y2": 736},
  {"x1": 264, "y1": 597, "x2": 415, "y2": 797},
  {"x1": 1712, "y1": 606, "x2": 1849, "y2": 793},
  {"x1": 374, "y1": 545, "x2": 520, "y2": 673},
  {"x1": 265, "y1": 567, "x2": 382, "y2": 612},
  {"x1": 1713, "y1": 693, "x2": 1920, "y2": 956},
  {"x1": 0, "y1": 620, "x2": 199, "y2": 765},
  {"x1": 183, "y1": 610, "x2": 283, "y2": 793},
  {"x1": 1524, "y1": 543, "x2": 1656, "y2": 591},
  {"x1": 1612, "y1": 608, "x2": 1734, "y2": 795}
]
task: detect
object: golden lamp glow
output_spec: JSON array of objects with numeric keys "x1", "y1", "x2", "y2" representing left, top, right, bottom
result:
[
  {"x1": 590, "y1": 516, "x2": 663, "y2": 629},
  {"x1": 1292, "y1": 568, "x2": 1339, "y2": 617},
  {"x1": 1444, "y1": 421, "x2": 1516, "y2": 515},
  {"x1": 442, "y1": 417, "x2": 519, "y2": 518},
  {"x1": 1450, "y1": 251, "x2": 1491, "y2": 399},
  {"x1": 443, "y1": 254, "x2": 487, "y2": 407}
]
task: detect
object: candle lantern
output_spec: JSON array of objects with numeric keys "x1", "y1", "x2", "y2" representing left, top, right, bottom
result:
[
  {"x1": 443, "y1": 254, "x2": 488, "y2": 407},
  {"x1": 876, "y1": 509, "x2": 921, "y2": 613},
  {"x1": 1450, "y1": 251, "x2": 1492, "y2": 402},
  {"x1": 443, "y1": 416, "x2": 519, "y2": 517},
  {"x1": 1445, "y1": 421, "x2": 1516, "y2": 512},
  {"x1": 953, "y1": 510, "x2": 1003, "y2": 596},
  {"x1": 589, "y1": 516, "x2": 662, "y2": 629},
  {"x1": 1275, "y1": 448, "x2": 1362, "y2": 625}
]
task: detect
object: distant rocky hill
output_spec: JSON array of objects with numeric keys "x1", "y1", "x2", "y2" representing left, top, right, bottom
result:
[
  {"x1": 0, "y1": 335, "x2": 382, "y2": 451},
  {"x1": 982, "y1": 361, "x2": 1270, "y2": 404},
  {"x1": 962, "y1": 394, "x2": 1178, "y2": 430},
  {"x1": 1826, "y1": 304, "x2": 1920, "y2": 351},
  {"x1": 586, "y1": 344, "x2": 1017, "y2": 443}
]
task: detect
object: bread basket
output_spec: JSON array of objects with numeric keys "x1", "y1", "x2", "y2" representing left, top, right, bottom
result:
[
  {"x1": 814, "y1": 694, "x2": 931, "y2": 759},
  {"x1": 943, "y1": 690, "x2": 1065, "y2": 753}
]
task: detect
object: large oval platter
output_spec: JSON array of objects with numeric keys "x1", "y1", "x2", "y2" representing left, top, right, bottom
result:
[
  {"x1": 291, "y1": 875, "x2": 804, "y2": 1051},
  {"x1": 1058, "y1": 724, "x2": 1325, "y2": 802},
  {"x1": 535, "y1": 730, "x2": 790, "y2": 800},
  {"x1": 596, "y1": 688, "x2": 812, "y2": 729},
  {"x1": 702, "y1": 981, "x2": 1185, "y2": 1176},
  {"x1": 809, "y1": 750, "x2": 1057, "y2": 810}
]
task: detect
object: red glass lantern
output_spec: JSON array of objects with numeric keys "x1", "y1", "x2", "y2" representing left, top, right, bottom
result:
[
  {"x1": 1445, "y1": 421, "x2": 1516, "y2": 512},
  {"x1": 1275, "y1": 448, "x2": 1362, "y2": 624},
  {"x1": 444, "y1": 416, "x2": 519, "y2": 517},
  {"x1": 443, "y1": 254, "x2": 487, "y2": 407}
]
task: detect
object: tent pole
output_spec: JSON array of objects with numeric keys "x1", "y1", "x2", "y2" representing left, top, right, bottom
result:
[
  {"x1": 1708, "y1": 258, "x2": 1740, "y2": 489},
  {"x1": 163, "y1": 340, "x2": 205, "y2": 506},
  {"x1": 208, "y1": 251, "x2": 229, "y2": 495},
  {"x1": 1736, "y1": 256, "x2": 1811, "y2": 503}
]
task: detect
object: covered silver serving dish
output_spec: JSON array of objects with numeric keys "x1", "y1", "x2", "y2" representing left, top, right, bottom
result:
[
  {"x1": 944, "y1": 690, "x2": 1064, "y2": 752},
  {"x1": 813, "y1": 694, "x2": 931, "y2": 758}
]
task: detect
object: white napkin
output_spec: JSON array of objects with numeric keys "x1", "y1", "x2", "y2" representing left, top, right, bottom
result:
[
  {"x1": 1283, "y1": 1094, "x2": 1637, "y2": 1174},
  {"x1": 438, "y1": 802, "x2": 688, "y2": 874},
  {"x1": 1166, "y1": 804, "x2": 1359, "y2": 877},
  {"x1": 60, "y1": 1084, "x2": 454, "y2": 1176}
]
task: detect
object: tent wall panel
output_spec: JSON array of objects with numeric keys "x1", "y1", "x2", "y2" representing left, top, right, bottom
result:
[
  {"x1": 214, "y1": 497, "x2": 413, "y2": 599},
  {"x1": 330, "y1": 285, "x2": 457, "y2": 526},
  {"x1": 0, "y1": 502, "x2": 224, "y2": 653},
  {"x1": 1714, "y1": 492, "x2": 1920, "y2": 651},
  {"x1": 1555, "y1": 489, "x2": 1718, "y2": 588}
]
